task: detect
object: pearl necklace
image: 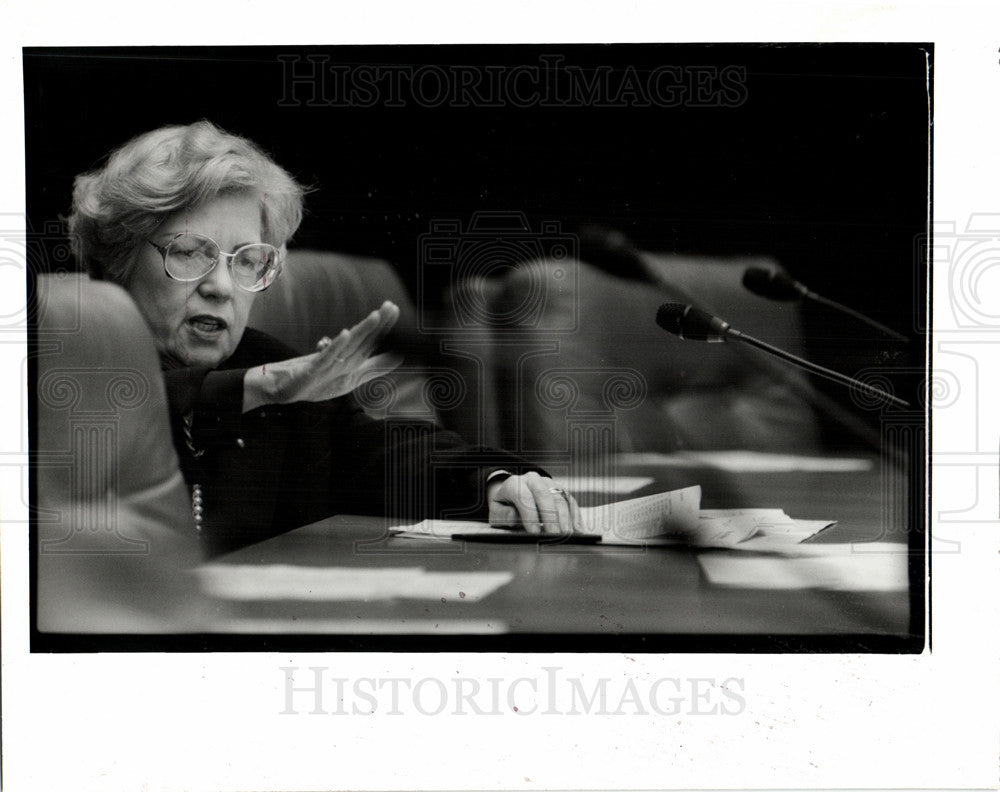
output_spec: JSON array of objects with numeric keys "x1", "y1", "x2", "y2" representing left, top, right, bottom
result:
[{"x1": 183, "y1": 412, "x2": 205, "y2": 535}]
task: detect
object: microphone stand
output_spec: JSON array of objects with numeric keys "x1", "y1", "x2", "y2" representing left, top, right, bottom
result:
[
  {"x1": 725, "y1": 327, "x2": 910, "y2": 409},
  {"x1": 805, "y1": 291, "x2": 910, "y2": 344},
  {"x1": 723, "y1": 327, "x2": 918, "y2": 467},
  {"x1": 648, "y1": 267, "x2": 918, "y2": 460}
]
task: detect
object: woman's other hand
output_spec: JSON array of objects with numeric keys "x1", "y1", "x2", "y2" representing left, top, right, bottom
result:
[
  {"x1": 243, "y1": 301, "x2": 403, "y2": 411},
  {"x1": 486, "y1": 471, "x2": 583, "y2": 534}
]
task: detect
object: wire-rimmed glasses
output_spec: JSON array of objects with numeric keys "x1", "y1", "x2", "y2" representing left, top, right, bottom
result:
[{"x1": 148, "y1": 232, "x2": 282, "y2": 292}]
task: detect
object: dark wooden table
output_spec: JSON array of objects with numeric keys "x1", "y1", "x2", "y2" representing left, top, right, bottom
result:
[{"x1": 207, "y1": 453, "x2": 920, "y2": 649}]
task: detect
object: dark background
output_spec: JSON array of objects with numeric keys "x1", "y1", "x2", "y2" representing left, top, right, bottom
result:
[{"x1": 23, "y1": 44, "x2": 930, "y2": 425}]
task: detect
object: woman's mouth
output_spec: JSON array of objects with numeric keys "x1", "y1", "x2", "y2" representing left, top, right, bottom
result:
[{"x1": 187, "y1": 315, "x2": 228, "y2": 335}]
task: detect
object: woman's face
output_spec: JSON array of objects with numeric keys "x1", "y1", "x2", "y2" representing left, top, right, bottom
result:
[{"x1": 127, "y1": 194, "x2": 262, "y2": 368}]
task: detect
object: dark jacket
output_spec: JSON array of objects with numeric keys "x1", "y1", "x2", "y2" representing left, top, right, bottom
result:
[{"x1": 162, "y1": 329, "x2": 539, "y2": 556}]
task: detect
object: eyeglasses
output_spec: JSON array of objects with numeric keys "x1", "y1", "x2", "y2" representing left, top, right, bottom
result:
[{"x1": 148, "y1": 233, "x2": 283, "y2": 292}]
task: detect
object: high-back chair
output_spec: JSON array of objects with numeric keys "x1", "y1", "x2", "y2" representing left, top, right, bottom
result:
[{"x1": 35, "y1": 274, "x2": 206, "y2": 633}]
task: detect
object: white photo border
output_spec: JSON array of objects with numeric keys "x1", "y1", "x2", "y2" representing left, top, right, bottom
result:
[{"x1": 2, "y1": 2, "x2": 998, "y2": 790}]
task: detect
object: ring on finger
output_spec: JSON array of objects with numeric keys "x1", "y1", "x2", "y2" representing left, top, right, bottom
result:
[{"x1": 546, "y1": 487, "x2": 575, "y2": 533}]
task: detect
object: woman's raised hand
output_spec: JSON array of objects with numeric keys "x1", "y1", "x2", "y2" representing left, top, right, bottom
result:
[{"x1": 243, "y1": 301, "x2": 403, "y2": 411}]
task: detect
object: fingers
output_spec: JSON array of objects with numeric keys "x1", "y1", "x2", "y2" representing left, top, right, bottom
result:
[
  {"x1": 566, "y1": 492, "x2": 584, "y2": 534},
  {"x1": 514, "y1": 485, "x2": 545, "y2": 533},
  {"x1": 487, "y1": 474, "x2": 541, "y2": 532},
  {"x1": 488, "y1": 501, "x2": 521, "y2": 530},
  {"x1": 314, "y1": 328, "x2": 350, "y2": 361},
  {"x1": 549, "y1": 490, "x2": 574, "y2": 534},
  {"x1": 527, "y1": 474, "x2": 583, "y2": 534},
  {"x1": 542, "y1": 487, "x2": 582, "y2": 534},
  {"x1": 380, "y1": 300, "x2": 401, "y2": 328},
  {"x1": 353, "y1": 352, "x2": 404, "y2": 387},
  {"x1": 312, "y1": 301, "x2": 401, "y2": 370},
  {"x1": 339, "y1": 301, "x2": 400, "y2": 359},
  {"x1": 338, "y1": 310, "x2": 381, "y2": 359},
  {"x1": 488, "y1": 472, "x2": 578, "y2": 534}
]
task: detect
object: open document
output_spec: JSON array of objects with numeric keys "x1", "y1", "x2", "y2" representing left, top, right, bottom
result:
[{"x1": 394, "y1": 486, "x2": 837, "y2": 549}]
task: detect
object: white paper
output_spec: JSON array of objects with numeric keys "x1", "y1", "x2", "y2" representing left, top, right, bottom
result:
[
  {"x1": 575, "y1": 484, "x2": 702, "y2": 539},
  {"x1": 196, "y1": 564, "x2": 514, "y2": 602},
  {"x1": 396, "y1": 488, "x2": 836, "y2": 549},
  {"x1": 395, "y1": 519, "x2": 511, "y2": 539},
  {"x1": 397, "y1": 486, "x2": 704, "y2": 543},
  {"x1": 722, "y1": 514, "x2": 838, "y2": 551},
  {"x1": 396, "y1": 492, "x2": 838, "y2": 550},
  {"x1": 697, "y1": 543, "x2": 909, "y2": 591}
]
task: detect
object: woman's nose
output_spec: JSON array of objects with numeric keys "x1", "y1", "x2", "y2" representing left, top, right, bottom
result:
[{"x1": 196, "y1": 256, "x2": 236, "y2": 299}]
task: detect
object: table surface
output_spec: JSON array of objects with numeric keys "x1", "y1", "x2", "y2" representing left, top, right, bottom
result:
[{"x1": 207, "y1": 453, "x2": 921, "y2": 648}]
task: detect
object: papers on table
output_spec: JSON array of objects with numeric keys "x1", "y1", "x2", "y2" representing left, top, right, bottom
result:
[
  {"x1": 396, "y1": 485, "x2": 709, "y2": 545},
  {"x1": 196, "y1": 565, "x2": 513, "y2": 602},
  {"x1": 697, "y1": 543, "x2": 909, "y2": 591},
  {"x1": 396, "y1": 513, "x2": 832, "y2": 549},
  {"x1": 702, "y1": 509, "x2": 836, "y2": 552},
  {"x1": 575, "y1": 485, "x2": 702, "y2": 541},
  {"x1": 394, "y1": 486, "x2": 837, "y2": 550}
]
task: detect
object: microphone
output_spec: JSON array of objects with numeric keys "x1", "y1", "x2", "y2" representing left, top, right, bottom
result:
[
  {"x1": 742, "y1": 267, "x2": 909, "y2": 343},
  {"x1": 655, "y1": 303, "x2": 731, "y2": 342},
  {"x1": 742, "y1": 268, "x2": 808, "y2": 301},
  {"x1": 577, "y1": 224, "x2": 653, "y2": 282},
  {"x1": 656, "y1": 302, "x2": 910, "y2": 408}
]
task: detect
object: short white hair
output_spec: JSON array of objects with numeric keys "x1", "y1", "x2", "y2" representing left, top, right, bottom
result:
[{"x1": 69, "y1": 120, "x2": 306, "y2": 284}]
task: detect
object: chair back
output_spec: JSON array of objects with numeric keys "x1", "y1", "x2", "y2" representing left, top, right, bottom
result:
[{"x1": 35, "y1": 274, "x2": 205, "y2": 632}]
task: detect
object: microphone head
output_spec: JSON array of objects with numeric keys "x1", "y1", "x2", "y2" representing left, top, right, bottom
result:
[
  {"x1": 656, "y1": 302, "x2": 729, "y2": 342},
  {"x1": 742, "y1": 267, "x2": 805, "y2": 301},
  {"x1": 577, "y1": 224, "x2": 651, "y2": 282},
  {"x1": 655, "y1": 302, "x2": 687, "y2": 335}
]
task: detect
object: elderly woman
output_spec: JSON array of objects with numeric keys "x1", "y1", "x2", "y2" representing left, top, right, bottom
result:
[{"x1": 68, "y1": 120, "x2": 578, "y2": 555}]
